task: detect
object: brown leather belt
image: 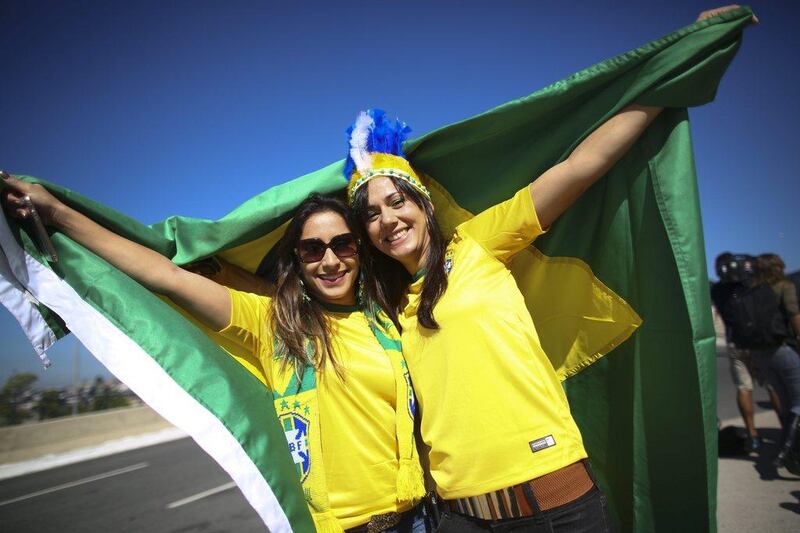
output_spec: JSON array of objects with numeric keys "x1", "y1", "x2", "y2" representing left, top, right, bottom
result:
[
  {"x1": 445, "y1": 461, "x2": 594, "y2": 520},
  {"x1": 345, "y1": 503, "x2": 420, "y2": 533}
]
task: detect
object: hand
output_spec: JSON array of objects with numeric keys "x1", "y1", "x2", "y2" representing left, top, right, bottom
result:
[
  {"x1": 696, "y1": 5, "x2": 758, "y2": 24},
  {"x1": 1, "y1": 173, "x2": 63, "y2": 226},
  {"x1": 184, "y1": 256, "x2": 223, "y2": 278},
  {"x1": 185, "y1": 256, "x2": 273, "y2": 295}
]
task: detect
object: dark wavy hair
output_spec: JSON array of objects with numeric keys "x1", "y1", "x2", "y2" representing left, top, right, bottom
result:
[
  {"x1": 270, "y1": 193, "x2": 368, "y2": 376},
  {"x1": 754, "y1": 253, "x2": 787, "y2": 286},
  {"x1": 352, "y1": 177, "x2": 449, "y2": 329}
]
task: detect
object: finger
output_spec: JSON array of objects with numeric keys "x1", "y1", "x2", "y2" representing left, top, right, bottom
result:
[
  {"x1": 5, "y1": 194, "x2": 25, "y2": 207},
  {"x1": 2, "y1": 185, "x2": 27, "y2": 202},
  {"x1": 1, "y1": 190, "x2": 18, "y2": 209},
  {"x1": 697, "y1": 5, "x2": 742, "y2": 21},
  {"x1": 0, "y1": 173, "x2": 29, "y2": 194},
  {"x1": 1, "y1": 190, "x2": 30, "y2": 218}
]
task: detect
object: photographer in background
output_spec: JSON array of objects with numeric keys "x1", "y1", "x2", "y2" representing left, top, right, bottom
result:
[
  {"x1": 711, "y1": 253, "x2": 780, "y2": 453},
  {"x1": 715, "y1": 252, "x2": 800, "y2": 472}
]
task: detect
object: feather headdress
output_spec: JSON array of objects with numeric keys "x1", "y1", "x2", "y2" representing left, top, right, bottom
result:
[{"x1": 344, "y1": 109, "x2": 429, "y2": 205}]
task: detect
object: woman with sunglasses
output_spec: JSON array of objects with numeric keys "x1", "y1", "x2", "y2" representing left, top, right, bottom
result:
[{"x1": 1, "y1": 176, "x2": 428, "y2": 533}]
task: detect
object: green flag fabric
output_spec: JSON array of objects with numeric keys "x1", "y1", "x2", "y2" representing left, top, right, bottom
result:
[{"x1": 0, "y1": 7, "x2": 753, "y2": 532}]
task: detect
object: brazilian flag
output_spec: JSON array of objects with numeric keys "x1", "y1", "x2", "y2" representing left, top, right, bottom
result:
[{"x1": 0, "y1": 7, "x2": 754, "y2": 532}]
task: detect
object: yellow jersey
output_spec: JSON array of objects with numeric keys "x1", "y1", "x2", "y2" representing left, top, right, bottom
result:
[
  {"x1": 400, "y1": 187, "x2": 588, "y2": 499},
  {"x1": 220, "y1": 288, "x2": 415, "y2": 529}
]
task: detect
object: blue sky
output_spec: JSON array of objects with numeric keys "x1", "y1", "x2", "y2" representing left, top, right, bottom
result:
[{"x1": 1, "y1": 1, "x2": 797, "y2": 387}]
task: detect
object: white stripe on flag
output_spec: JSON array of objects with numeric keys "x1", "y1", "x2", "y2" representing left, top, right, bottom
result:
[
  {"x1": 0, "y1": 242, "x2": 55, "y2": 366},
  {"x1": 0, "y1": 216, "x2": 294, "y2": 533}
]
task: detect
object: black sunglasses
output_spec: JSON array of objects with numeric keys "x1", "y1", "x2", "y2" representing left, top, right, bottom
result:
[{"x1": 296, "y1": 233, "x2": 359, "y2": 263}]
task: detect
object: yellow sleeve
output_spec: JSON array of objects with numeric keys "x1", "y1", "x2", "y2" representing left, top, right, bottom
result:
[
  {"x1": 456, "y1": 186, "x2": 544, "y2": 263},
  {"x1": 217, "y1": 287, "x2": 275, "y2": 386}
]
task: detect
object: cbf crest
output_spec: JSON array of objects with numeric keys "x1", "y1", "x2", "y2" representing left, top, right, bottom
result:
[
  {"x1": 444, "y1": 249, "x2": 454, "y2": 275},
  {"x1": 280, "y1": 410, "x2": 311, "y2": 482}
]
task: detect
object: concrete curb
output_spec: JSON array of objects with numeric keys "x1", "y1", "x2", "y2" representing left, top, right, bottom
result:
[
  {"x1": 0, "y1": 405, "x2": 175, "y2": 464},
  {"x1": 0, "y1": 426, "x2": 188, "y2": 481}
]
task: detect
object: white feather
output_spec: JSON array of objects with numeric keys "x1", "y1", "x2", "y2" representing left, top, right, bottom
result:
[{"x1": 349, "y1": 111, "x2": 373, "y2": 173}]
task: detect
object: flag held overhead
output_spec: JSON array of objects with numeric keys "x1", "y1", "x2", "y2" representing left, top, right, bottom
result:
[{"x1": 0, "y1": 7, "x2": 754, "y2": 532}]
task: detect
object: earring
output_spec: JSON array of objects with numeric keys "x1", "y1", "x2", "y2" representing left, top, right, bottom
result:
[
  {"x1": 298, "y1": 278, "x2": 311, "y2": 304},
  {"x1": 356, "y1": 273, "x2": 365, "y2": 308}
]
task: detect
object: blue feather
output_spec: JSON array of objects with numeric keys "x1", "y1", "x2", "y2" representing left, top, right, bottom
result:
[{"x1": 343, "y1": 109, "x2": 412, "y2": 181}]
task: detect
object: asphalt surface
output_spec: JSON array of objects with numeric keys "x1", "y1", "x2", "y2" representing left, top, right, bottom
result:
[
  {"x1": 715, "y1": 344, "x2": 800, "y2": 531},
  {"x1": 0, "y1": 438, "x2": 264, "y2": 533}
]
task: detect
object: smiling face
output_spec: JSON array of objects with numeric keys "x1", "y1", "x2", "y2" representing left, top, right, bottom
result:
[
  {"x1": 363, "y1": 176, "x2": 432, "y2": 274},
  {"x1": 298, "y1": 210, "x2": 359, "y2": 306}
]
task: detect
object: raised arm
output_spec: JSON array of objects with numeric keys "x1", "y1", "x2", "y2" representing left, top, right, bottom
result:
[
  {"x1": 530, "y1": 5, "x2": 756, "y2": 230},
  {"x1": 529, "y1": 104, "x2": 661, "y2": 229},
  {"x1": 1, "y1": 175, "x2": 231, "y2": 331}
]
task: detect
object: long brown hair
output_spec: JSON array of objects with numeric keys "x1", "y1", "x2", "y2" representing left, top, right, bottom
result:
[
  {"x1": 754, "y1": 253, "x2": 787, "y2": 286},
  {"x1": 353, "y1": 177, "x2": 449, "y2": 329},
  {"x1": 270, "y1": 194, "x2": 367, "y2": 375}
]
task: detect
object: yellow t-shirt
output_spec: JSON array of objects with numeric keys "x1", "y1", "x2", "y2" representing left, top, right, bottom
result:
[
  {"x1": 219, "y1": 288, "x2": 413, "y2": 529},
  {"x1": 400, "y1": 187, "x2": 588, "y2": 499}
]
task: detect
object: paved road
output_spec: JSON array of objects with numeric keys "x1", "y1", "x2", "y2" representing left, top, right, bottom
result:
[
  {"x1": 715, "y1": 344, "x2": 800, "y2": 531},
  {"x1": 0, "y1": 438, "x2": 263, "y2": 532}
]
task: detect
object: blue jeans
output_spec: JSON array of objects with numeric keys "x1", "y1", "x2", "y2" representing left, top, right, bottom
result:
[
  {"x1": 435, "y1": 486, "x2": 611, "y2": 533},
  {"x1": 752, "y1": 344, "x2": 800, "y2": 421}
]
